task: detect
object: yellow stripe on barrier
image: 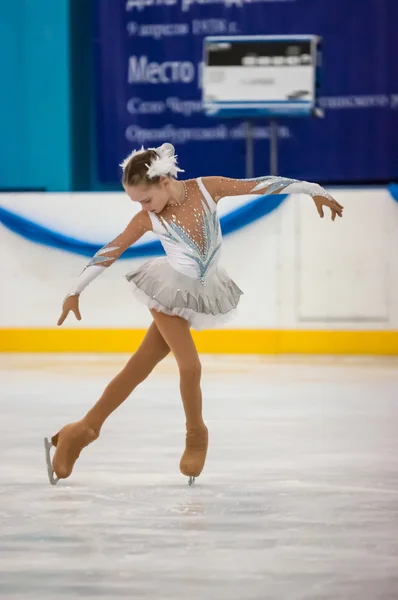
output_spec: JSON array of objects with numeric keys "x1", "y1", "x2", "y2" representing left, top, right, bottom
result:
[{"x1": 1, "y1": 328, "x2": 398, "y2": 354}]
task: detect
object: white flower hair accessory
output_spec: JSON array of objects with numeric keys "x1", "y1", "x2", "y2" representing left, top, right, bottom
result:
[{"x1": 120, "y1": 143, "x2": 184, "y2": 179}]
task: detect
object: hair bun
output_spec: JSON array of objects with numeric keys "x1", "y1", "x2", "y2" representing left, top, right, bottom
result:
[
  {"x1": 156, "y1": 143, "x2": 175, "y2": 158},
  {"x1": 120, "y1": 143, "x2": 183, "y2": 181},
  {"x1": 146, "y1": 144, "x2": 184, "y2": 179}
]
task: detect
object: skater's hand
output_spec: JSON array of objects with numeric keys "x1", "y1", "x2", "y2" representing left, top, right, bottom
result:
[
  {"x1": 57, "y1": 294, "x2": 82, "y2": 326},
  {"x1": 313, "y1": 195, "x2": 344, "y2": 221}
]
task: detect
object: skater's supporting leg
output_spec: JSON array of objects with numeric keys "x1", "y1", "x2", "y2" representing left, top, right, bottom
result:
[
  {"x1": 150, "y1": 310, "x2": 204, "y2": 429},
  {"x1": 51, "y1": 321, "x2": 170, "y2": 479},
  {"x1": 149, "y1": 310, "x2": 208, "y2": 478}
]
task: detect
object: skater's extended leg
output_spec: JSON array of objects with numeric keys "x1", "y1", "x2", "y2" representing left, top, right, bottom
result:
[
  {"x1": 51, "y1": 321, "x2": 170, "y2": 479},
  {"x1": 150, "y1": 310, "x2": 208, "y2": 479},
  {"x1": 84, "y1": 321, "x2": 170, "y2": 431}
]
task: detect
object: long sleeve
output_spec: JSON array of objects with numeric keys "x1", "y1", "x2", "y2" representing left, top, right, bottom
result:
[
  {"x1": 203, "y1": 175, "x2": 334, "y2": 203},
  {"x1": 65, "y1": 210, "x2": 151, "y2": 297}
]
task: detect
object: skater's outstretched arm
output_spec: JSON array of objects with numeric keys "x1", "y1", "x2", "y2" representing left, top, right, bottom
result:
[
  {"x1": 58, "y1": 211, "x2": 151, "y2": 325},
  {"x1": 203, "y1": 176, "x2": 344, "y2": 221}
]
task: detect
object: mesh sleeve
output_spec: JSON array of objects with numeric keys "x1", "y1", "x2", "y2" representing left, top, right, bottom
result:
[
  {"x1": 66, "y1": 211, "x2": 151, "y2": 296},
  {"x1": 203, "y1": 176, "x2": 334, "y2": 202}
]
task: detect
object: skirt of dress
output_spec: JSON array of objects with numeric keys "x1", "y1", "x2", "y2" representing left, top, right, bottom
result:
[{"x1": 125, "y1": 257, "x2": 243, "y2": 331}]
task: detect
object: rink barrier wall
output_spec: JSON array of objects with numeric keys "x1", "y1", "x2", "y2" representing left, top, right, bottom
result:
[
  {"x1": 1, "y1": 329, "x2": 398, "y2": 355},
  {"x1": 1, "y1": 187, "x2": 398, "y2": 354}
]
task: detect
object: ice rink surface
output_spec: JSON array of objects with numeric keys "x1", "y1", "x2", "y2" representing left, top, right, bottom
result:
[{"x1": 1, "y1": 353, "x2": 398, "y2": 599}]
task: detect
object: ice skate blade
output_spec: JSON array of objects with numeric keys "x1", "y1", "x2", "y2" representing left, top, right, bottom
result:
[
  {"x1": 188, "y1": 476, "x2": 195, "y2": 486},
  {"x1": 44, "y1": 437, "x2": 59, "y2": 485}
]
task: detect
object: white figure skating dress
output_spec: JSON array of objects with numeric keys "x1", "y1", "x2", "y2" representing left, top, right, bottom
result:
[{"x1": 125, "y1": 177, "x2": 242, "y2": 330}]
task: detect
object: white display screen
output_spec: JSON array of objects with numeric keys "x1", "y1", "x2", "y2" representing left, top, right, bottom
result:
[{"x1": 203, "y1": 36, "x2": 318, "y2": 116}]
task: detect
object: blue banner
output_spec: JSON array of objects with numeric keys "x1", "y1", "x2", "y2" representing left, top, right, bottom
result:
[{"x1": 94, "y1": 0, "x2": 397, "y2": 184}]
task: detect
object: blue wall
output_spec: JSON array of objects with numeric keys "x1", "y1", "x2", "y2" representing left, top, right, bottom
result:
[
  {"x1": 1, "y1": 1, "x2": 394, "y2": 192},
  {"x1": 0, "y1": 0, "x2": 71, "y2": 191}
]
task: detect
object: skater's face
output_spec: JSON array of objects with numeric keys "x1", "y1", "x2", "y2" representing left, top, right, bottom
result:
[{"x1": 124, "y1": 177, "x2": 172, "y2": 214}]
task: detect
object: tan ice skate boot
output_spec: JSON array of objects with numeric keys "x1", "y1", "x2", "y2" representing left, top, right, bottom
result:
[
  {"x1": 44, "y1": 420, "x2": 99, "y2": 484},
  {"x1": 180, "y1": 425, "x2": 208, "y2": 486}
]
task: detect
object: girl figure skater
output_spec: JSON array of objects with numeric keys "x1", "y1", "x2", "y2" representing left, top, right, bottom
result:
[{"x1": 44, "y1": 143, "x2": 343, "y2": 486}]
